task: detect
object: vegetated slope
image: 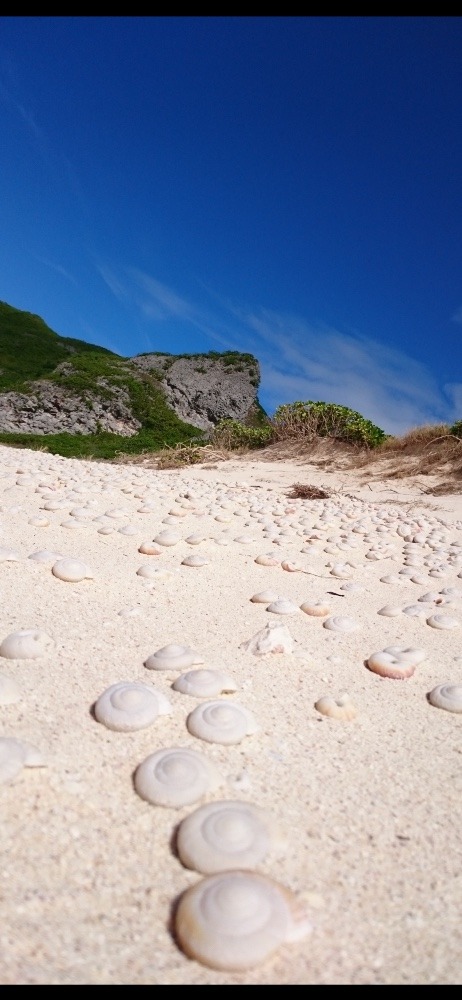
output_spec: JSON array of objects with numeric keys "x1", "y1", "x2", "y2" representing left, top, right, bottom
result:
[{"x1": 0, "y1": 301, "x2": 261, "y2": 459}]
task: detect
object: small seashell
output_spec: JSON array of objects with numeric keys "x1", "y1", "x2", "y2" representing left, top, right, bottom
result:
[
  {"x1": 0, "y1": 673, "x2": 22, "y2": 704},
  {"x1": 144, "y1": 644, "x2": 196, "y2": 671},
  {"x1": 402, "y1": 604, "x2": 428, "y2": 618},
  {"x1": 153, "y1": 530, "x2": 181, "y2": 547},
  {"x1": 134, "y1": 746, "x2": 224, "y2": 808},
  {"x1": 187, "y1": 700, "x2": 259, "y2": 745},
  {"x1": 28, "y1": 516, "x2": 49, "y2": 527},
  {"x1": 377, "y1": 605, "x2": 403, "y2": 617},
  {"x1": 329, "y1": 563, "x2": 354, "y2": 579},
  {"x1": 0, "y1": 737, "x2": 46, "y2": 785},
  {"x1": 173, "y1": 669, "x2": 238, "y2": 698},
  {"x1": 52, "y1": 558, "x2": 92, "y2": 582},
  {"x1": 181, "y1": 555, "x2": 209, "y2": 567},
  {"x1": 323, "y1": 616, "x2": 359, "y2": 632},
  {"x1": 240, "y1": 622, "x2": 293, "y2": 656},
  {"x1": 281, "y1": 560, "x2": 302, "y2": 572},
  {"x1": 418, "y1": 591, "x2": 451, "y2": 605},
  {"x1": 250, "y1": 590, "x2": 280, "y2": 604},
  {"x1": 176, "y1": 800, "x2": 279, "y2": 873},
  {"x1": 186, "y1": 534, "x2": 206, "y2": 545},
  {"x1": 300, "y1": 601, "x2": 330, "y2": 617},
  {"x1": 174, "y1": 870, "x2": 312, "y2": 970},
  {"x1": 138, "y1": 541, "x2": 162, "y2": 555},
  {"x1": 28, "y1": 549, "x2": 63, "y2": 564},
  {"x1": 314, "y1": 693, "x2": 357, "y2": 720},
  {"x1": 0, "y1": 629, "x2": 54, "y2": 660},
  {"x1": 427, "y1": 683, "x2": 462, "y2": 713},
  {"x1": 426, "y1": 613, "x2": 459, "y2": 630},
  {"x1": 366, "y1": 646, "x2": 425, "y2": 679},
  {"x1": 94, "y1": 681, "x2": 172, "y2": 731},
  {"x1": 254, "y1": 553, "x2": 279, "y2": 566},
  {"x1": 266, "y1": 599, "x2": 300, "y2": 615},
  {"x1": 0, "y1": 547, "x2": 21, "y2": 561},
  {"x1": 339, "y1": 582, "x2": 364, "y2": 593}
]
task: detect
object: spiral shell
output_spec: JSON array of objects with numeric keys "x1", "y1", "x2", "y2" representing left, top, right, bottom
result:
[
  {"x1": 173, "y1": 669, "x2": 238, "y2": 698},
  {"x1": 174, "y1": 870, "x2": 312, "y2": 970},
  {"x1": 0, "y1": 629, "x2": 54, "y2": 660},
  {"x1": 52, "y1": 558, "x2": 92, "y2": 583},
  {"x1": 250, "y1": 591, "x2": 280, "y2": 604},
  {"x1": 323, "y1": 616, "x2": 359, "y2": 632},
  {"x1": 266, "y1": 599, "x2": 300, "y2": 616},
  {"x1": 187, "y1": 700, "x2": 259, "y2": 745},
  {"x1": 181, "y1": 555, "x2": 209, "y2": 567},
  {"x1": 427, "y1": 683, "x2": 462, "y2": 713},
  {"x1": 144, "y1": 644, "x2": 196, "y2": 671},
  {"x1": 314, "y1": 693, "x2": 357, "y2": 720},
  {"x1": 426, "y1": 613, "x2": 460, "y2": 630},
  {"x1": 176, "y1": 800, "x2": 278, "y2": 873},
  {"x1": 94, "y1": 681, "x2": 172, "y2": 731},
  {"x1": 134, "y1": 746, "x2": 223, "y2": 808}
]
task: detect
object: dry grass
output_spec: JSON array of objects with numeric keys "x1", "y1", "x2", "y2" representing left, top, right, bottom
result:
[
  {"x1": 112, "y1": 422, "x2": 462, "y2": 494},
  {"x1": 115, "y1": 442, "x2": 232, "y2": 470},
  {"x1": 286, "y1": 483, "x2": 331, "y2": 500}
]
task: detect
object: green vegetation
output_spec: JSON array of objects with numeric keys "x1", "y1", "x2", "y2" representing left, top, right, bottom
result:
[
  {"x1": 272, "y1": 400, "x2": 387, "y2": 448},
  {"x1": 211, "y1": 418, "x2": 273, "y2": 450},
  {"x1": 450, "y1": 419, "x2": 462, "y2": 438}
]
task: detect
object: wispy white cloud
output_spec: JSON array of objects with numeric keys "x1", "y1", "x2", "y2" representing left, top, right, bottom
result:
[
  {"x1": 93, "y1": 268, "x2": 458, "y2": 435},
  {"x1": 35, "y1": 255, "x2": 78, "y2": 287},
  {"x1": 232, "y1": 307, "x2": 456, "y2": 435}
]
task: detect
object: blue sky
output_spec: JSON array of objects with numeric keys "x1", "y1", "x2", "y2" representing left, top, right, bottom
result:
[{"x1": 1, "y1": 16, "x2": 461, "y2": 436}]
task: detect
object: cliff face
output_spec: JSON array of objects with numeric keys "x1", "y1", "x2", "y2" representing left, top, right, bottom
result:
[
  {"x1": 0, "y1": 354, "x2": 260, "y2": 436},
  {"x1": 129, "y1": 352, "x2": 260, "y2": 433}
]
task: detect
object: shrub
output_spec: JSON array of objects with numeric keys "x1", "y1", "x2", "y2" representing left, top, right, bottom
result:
[
  {"x1": 450, "y1": 420, "x2": 462, "y2": 438},
  {"x1": 210, "y1": 419, "x2": 273, "y2": 450},
  {"x1": 272, "y1": 400, "x2": 386, "y2": 448}
]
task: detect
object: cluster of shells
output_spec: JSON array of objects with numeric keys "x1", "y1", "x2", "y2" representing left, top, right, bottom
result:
[{"x1": 2, "y1": 448, "x2": 462, "y2": 976}]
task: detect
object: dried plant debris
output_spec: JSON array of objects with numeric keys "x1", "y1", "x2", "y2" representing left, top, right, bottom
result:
[{"x1": 286, "y1": 483, "x2": 331, "y2": 500}]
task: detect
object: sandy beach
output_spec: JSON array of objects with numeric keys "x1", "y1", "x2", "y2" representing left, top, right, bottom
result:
[{"x1": 1, "y1": 442, "x2": 462, "y2": 985}]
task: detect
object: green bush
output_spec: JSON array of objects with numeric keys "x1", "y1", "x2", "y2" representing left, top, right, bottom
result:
[
  {"x1": 449, "y1": 420, "x2": 462, "y2": 438},
  {"x1": 272, "y1": 400, "x2": 386, "y2": 448},
  {"x1": 211, "y1": 419, "x2": 273, "y2": 450}
]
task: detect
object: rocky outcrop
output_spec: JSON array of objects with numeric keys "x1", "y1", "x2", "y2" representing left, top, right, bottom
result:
[
  {"x1": 130, "y1": 353, "x2": 260, "y2": 432},
  {"x1": 0, "y1": 381, "x2": 141, "y2": 436},
  {"x1": 0, "y1": 351, "x2": 261, "y2": 437}
]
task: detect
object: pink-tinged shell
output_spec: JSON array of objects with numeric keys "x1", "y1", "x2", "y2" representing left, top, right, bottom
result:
[
  {"x1": 366, "y1": 647, "x2": 424, "y2": 679},
  {"x1": 314, "y1": 693, "x2": 357, "y2": 720},
  {"x1": 254, "y1": 553, "x2": 280, "y2": 566},
  {"x1": 300, "y1": 601, "x2": 330, "y2": 617},
  {"x1": 174, "y1": 870, "x2": 312, "y2": 970}
]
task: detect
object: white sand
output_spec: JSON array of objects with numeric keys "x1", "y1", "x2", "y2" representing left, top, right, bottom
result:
[{"x1": 1, "y1": 443, "x2": 462, "y2": 985}]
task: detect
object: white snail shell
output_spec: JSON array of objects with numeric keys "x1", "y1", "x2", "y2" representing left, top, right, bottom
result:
[
  {"x1": 0, "y1": 673, "x2": 22, "y2": 704},
  {"x1": 0, "y1": 629, "x2": 54, "y2": 660},
  {"x1": 187, "y1": 701, "x2": 259, "y2": 745},
  {"x1": 426, "y1": 613, "x2": 460, "y2": 630},
  {"x1": 134, "y1": 746, "x2": 223, "y2": 808},
  {"x1": 94, "y1": 681, "x2": 172, "y2": 731},
  {"x1": 52, "y1": 558, "x2": 92, "y2": 582},
  {"x1": 174, "y1": 870, "x2": 312, "y2": 970},
  {"x1": 427, "y1": 683, "x2": 462, "y2": 713},
  {"x1": 176, "y1": 799, "x2": 278, "y2": 873},
  {"x1": 323, "y1": 616, "x2": 359, "y2": 632},
  {"x1": 266, "y1": 599, "x2": 300, "y2": 616},
  {"x1": 250, "y1": 591, "x2": 280, "y2": 604},
  {"x1": 173, "y1": 669, "x2": 238, "y2": 698},
  {"x1": 144, "y1": 644, "x2": 196, "y2": 671}
]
